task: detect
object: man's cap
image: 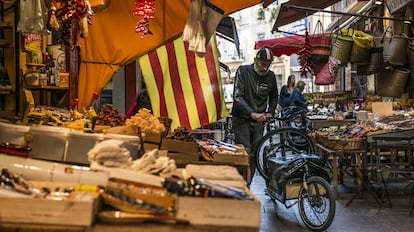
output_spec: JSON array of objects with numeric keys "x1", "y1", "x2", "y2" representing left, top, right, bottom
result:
[{"x1": 256, "y1": 47, "x2": 274, "y2": 62}]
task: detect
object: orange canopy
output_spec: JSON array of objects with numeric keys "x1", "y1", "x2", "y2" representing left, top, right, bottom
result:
[{"x1": 77, "y1": 0, "x2": 268, "y2": 108}]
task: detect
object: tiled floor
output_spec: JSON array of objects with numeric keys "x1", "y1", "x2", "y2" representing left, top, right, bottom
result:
[{"x1": 249, "y1": 171, "x2": 414, "y2": 232}]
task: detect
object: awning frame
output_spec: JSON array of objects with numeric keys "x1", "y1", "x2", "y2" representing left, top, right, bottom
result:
[{"x1": 272, "y1": 4, "x2": 413, "y2": 33}]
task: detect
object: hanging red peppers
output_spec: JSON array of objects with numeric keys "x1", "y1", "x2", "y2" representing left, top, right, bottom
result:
[
  {"x1": 133, "y1": 0, "x2": 156, "y2": 39},
  {"x1": 298, "y1": 31, "x2": 313, "y2": 77}
]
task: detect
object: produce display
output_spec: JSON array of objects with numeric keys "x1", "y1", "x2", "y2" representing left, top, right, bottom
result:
[
  {"x1": 125, "y1": 108, "x2": 165, "y2": 134},
  {"x1": 95, "y1": 104, "x2": 125, "y2": 127}
]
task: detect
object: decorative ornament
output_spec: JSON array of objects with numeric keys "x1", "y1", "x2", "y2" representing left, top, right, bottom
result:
[{"x1": 133, "y1": 0, "x2": 156, "y2": 39}]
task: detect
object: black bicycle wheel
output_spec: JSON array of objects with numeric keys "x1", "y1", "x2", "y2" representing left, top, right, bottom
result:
[
  {"x1": 298, "y1": 176, "x2": 336, "y2": 232},
  {"x1": 255, "y1": 127, "x2": 315, "y2": 180}
]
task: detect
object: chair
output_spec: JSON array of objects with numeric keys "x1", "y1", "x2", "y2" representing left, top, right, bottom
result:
[{"x1": 372, "y1": 134, "x2": 414, "y2": 215}]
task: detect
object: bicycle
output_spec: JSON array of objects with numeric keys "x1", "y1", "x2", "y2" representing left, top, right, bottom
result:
[
  {"x1": 254, "y1": 106, "x2": 336, "y2": 231},
  {"x1": 255, "y1": 106, "x2": 315, "y2": 180}
]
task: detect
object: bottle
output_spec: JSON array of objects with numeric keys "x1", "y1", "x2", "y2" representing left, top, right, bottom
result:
[
  {"x1": 91, "y1": 92, "x2": 100, "y2": 113},
  {"x1": 71, "y1": 98, "x2": 81, "y2": 120},
  {"x1": 49, "y1": 54, "x2": 55, "y2": 86}
]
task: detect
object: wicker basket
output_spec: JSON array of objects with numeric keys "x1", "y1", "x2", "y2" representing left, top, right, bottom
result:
[
  {"x1": 325, "y1": 137, "x2": 365, "y2": 150},
  {"x1": 316, "y1": 133, "x2": 364, "y2": 150}
]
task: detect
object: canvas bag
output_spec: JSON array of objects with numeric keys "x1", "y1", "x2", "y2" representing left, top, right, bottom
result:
[
  {"x1": 313, "y1": 56, "x2": 341, "y2": 85},
  {"x1": 309, "y1": 20, "x2": 331, "y2": 64}
]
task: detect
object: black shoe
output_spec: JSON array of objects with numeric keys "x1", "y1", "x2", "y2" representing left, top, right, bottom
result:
[{"x1": 264, "y1": 188, "x2": 269, "y2": 195}]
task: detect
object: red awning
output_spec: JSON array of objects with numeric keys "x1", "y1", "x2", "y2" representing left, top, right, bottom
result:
[
  {"x1": 255, "y1": 33, "x2": 332, "y2": 57},
  {"x1": 255, "y1": 35, "x2": 305, "y2": 57},
  {"x1": 272, "y1": 0, "x2": 340, "y2": 30}
]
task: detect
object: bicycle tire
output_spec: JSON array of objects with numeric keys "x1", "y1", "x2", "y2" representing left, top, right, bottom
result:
[
  {"x1": 298, "y1": 176, "x2": 336, "y2": 232},
  {"x1": 255, "y1": 127, "x2": 315, "y2": 180}
]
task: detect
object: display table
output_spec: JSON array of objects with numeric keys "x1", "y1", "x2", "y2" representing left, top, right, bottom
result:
[{"x1": 315, "y1": 143, "x2": 364, "y2": 201}]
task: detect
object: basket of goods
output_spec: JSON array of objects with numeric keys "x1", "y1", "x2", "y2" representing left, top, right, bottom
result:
[
  {"x1": 325, "y1": 136, "x2": 365, "y2": 150},
  {"x1": 316, "y1": 125, "x2": 367, "y2": 150}
]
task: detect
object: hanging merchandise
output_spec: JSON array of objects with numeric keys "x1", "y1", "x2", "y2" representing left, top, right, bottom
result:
[
  {"x1": 376, "y1": 67, "x2": 410, "y2": 98},
  {"x1": 182, "y1": 0, "x2": 224, "y2": 57},
  {"x1": 374, "y1": 26, "x2": 409, "y2": 66},
  {"x1": 17, "y1": 0, "x2": 49, "y2": 35},
  {"x1": 50, "y1": 0, "x2": 94, "y2": 46},
  {"x1": 367, "y1": 46, "x2": 384, "y2": 74},
  {"x1": 133, "y1": 0, "x2": 156, "y2": 39},
  {"x1": 330, "y1": 29, "x2": 353, "y2": 66},
  {"x1": 348, "y1": 29, "x2": 373, "y2": 65},
  {"x1": 313, "y1": 56, "x2": 341, "y2": 85},
  {"x1": 298, "y1": 31, "x2": 313, "y2": 77},
  {"x1": 47, "y1": 2, "x2": 61, "y2": 32},
  {"x1": 309, "y1": 20, "x2": 331, "y2": 64}
]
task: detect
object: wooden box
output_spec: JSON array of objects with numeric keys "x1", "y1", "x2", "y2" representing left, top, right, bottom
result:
[
  {"x1": 176, "y1": 189, "x2": 260, "y2": 228},
  {"x1": 213, "y1": 150, "x2": 249, "y2": 166},
  {"x1": 144, "y1": 132, "x2": 163, "y2": 144},
  {"x1": 167, "y1": 152, "x2": 199, "y2": 163},
  {"x1": 160, "y1": 138, "x2": 199, "y2": 154},
  {"x1": 0, "y1": 192, "x2": 100, "y2": 226}
]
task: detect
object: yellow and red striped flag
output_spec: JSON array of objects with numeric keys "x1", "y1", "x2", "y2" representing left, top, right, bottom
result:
[{"x1": 139, "y1": 36, "x2": 229, "y2": 130}]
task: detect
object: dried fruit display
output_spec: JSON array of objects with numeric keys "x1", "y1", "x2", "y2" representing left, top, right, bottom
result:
[{"x1": 96, "y1": 104, "x2": 125, "y2": 127}]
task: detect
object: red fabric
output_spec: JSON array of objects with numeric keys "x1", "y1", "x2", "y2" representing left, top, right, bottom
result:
[
  {"x1": 255, "y1": 34, "x2": 331, "y2": 57},
  {"x1": 255, "y1": 35, "x2": 304, "y2": 57}
]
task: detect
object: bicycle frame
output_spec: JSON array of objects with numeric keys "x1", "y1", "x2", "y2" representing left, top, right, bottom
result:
[{"x1": 267, "y1": 155, "x2": 331, "y2": 207}]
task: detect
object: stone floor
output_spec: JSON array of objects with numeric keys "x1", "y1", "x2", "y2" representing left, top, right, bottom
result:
[{"x1": 249, "y1": 171, "x2": 414, "y2": 232}]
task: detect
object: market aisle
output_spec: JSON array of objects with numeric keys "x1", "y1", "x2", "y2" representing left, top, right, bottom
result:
[{"x1": 250, "y1": 171, "x2": 414, "y2": 232}]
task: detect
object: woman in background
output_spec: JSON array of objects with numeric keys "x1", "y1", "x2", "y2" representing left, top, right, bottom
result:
[{"x1": 278, "y1": 75, "x2": 296, "y2": 110}]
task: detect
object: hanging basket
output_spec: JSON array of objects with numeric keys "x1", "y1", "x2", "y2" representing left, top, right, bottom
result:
[
  {"x1": 374, "y1": 27, "x2": 409, "y2": 65},
  {"x1": 330, "y1": 30, "x2": 353, "y2": 65},
  {"x1": 367, "y1": 47, "x2": 384, "y2": 73},
  {"x1": 376, "y1": 67, "x2": 410, "y2": 97},
  {"x1": 349, "y1": 29, "x2": 373, "y2": 65}
]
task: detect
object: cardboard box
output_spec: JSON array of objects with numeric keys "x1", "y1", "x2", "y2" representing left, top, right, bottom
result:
[
  {"x1": 0, "y1": 192, "x2": 100, "y2": 226},
  {"x1": 65, "y1": 131, "x2": 103, "y2": 164},
  {"x1": 160, "y1": 138, "x2": 199, "y2": 154},
  {"x1": 176, "y1": 189, "x2": 260, "y2": 228},
  {"x1": 29, "y1": 125, "x2": 69, "y2": 161}
]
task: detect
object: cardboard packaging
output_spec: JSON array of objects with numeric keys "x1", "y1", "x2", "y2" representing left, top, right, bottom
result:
[
  {"x1": 29, "y1": 125, "x2": 70, "y2": 161},
  {"x1": 0, "y1": 192, "x2": 100, "y2": 226},
  {"x1": 176, "y1": 188, "x2": 260, "y2": 228}
]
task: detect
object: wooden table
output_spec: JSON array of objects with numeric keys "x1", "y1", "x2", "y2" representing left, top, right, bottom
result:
[{"x1": 316, "y1": 143, "x2": 364, "y2": 200}]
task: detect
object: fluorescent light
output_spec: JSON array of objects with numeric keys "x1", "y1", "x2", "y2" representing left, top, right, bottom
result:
[{"x1": 374, "y1": 1, "x2": 382, "y2": 5}]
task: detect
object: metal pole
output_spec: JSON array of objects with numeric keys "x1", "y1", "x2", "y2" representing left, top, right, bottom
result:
[{"x1": 283, "y1": 4, "x2": 412, "y2": 23}]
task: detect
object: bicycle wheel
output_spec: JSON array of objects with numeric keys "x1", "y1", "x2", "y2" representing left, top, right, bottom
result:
[
  {"x1": 298, "y1": 176, "x2": 336, "y2": 232},
  {"x1": 255, "y1": 127, "x2": 315, "y2": 180}
]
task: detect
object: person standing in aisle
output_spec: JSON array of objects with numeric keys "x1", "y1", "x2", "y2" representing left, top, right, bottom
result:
[
  {"x1": 278, "y1": 74, "x2": 296, "y2": 112},
  {"x1": 290, "y1": 80, "x2": 308, "y2": 113},
  {"x1": 231, "y1": 47, "x2": 278, "y2": 186}
]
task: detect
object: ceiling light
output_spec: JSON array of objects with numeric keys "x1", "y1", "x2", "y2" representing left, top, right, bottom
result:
[{"x1": 374, "y1": 1, "x2": 382, "y2": 5}]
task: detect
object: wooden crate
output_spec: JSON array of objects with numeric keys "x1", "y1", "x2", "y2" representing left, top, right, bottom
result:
[
  {"x1": 176, "y1": 188, "x2": 260, "y2": 228},
  {"x1": 0, "y1": 192, "x2": 100, "y2": 226},
  {"x1": 167, "y1": 152, "x2": 199, "y2": 163},
  {"x1": 213, "y1": 151, "x2": 249, "y2": 166},
  {"x1": 160, "y1": 138, "x2": 199, "y2": 154},
  {"x1": 144, "y1": 132, "x2": 162, "y2": 144}
]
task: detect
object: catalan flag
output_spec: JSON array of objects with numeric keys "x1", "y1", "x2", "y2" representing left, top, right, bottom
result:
[{"x1": 138, "y1": 36, "x2": 229, "y2": 130}]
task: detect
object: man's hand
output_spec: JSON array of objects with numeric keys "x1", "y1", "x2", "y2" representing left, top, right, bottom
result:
[{"x1": 251, "y1": 112, "x2": 269, "y2": 122}]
